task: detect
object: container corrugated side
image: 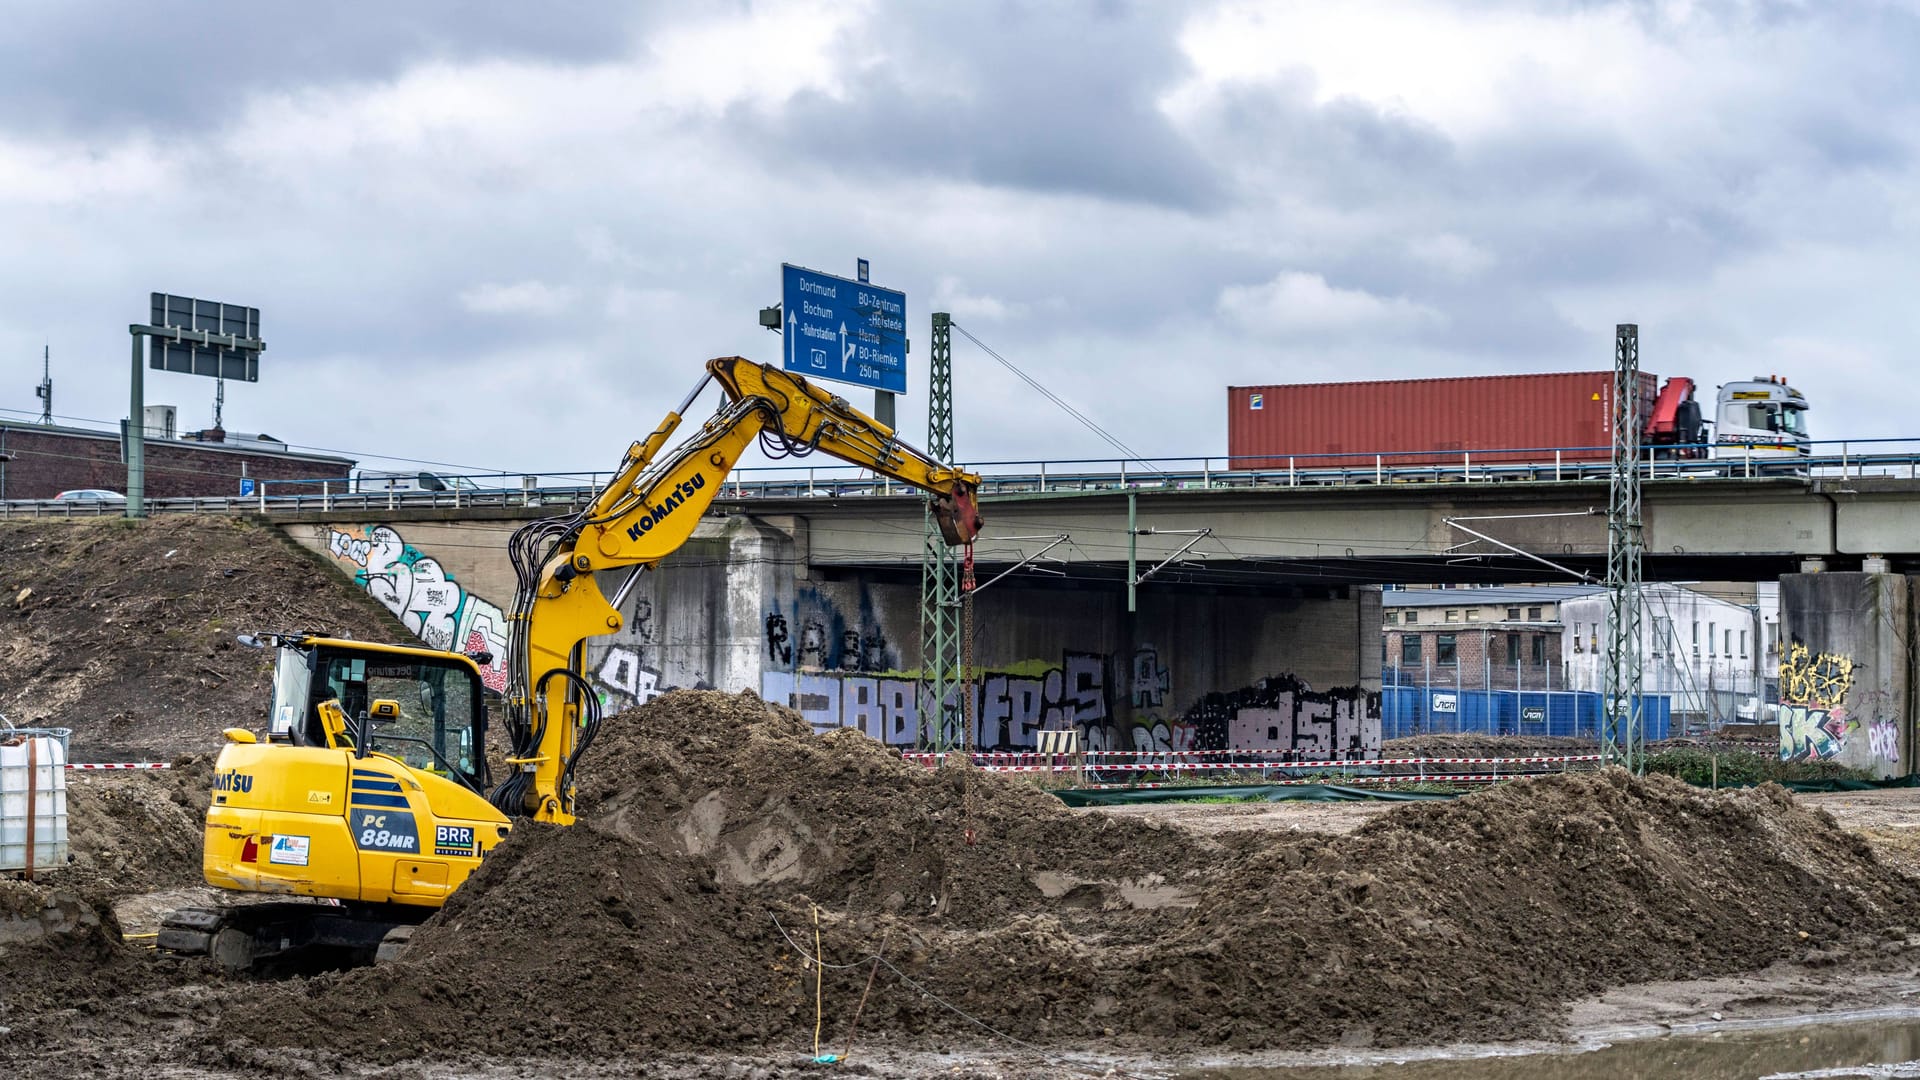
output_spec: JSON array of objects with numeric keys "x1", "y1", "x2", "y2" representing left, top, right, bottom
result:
[{"x1": 1227, "y1": 372, "x2": 1658, "y2": 470}]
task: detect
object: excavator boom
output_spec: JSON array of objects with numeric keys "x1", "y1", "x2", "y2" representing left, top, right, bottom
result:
[{"x1": 492, "y1": 357, "x2": 982, "y2": 823}]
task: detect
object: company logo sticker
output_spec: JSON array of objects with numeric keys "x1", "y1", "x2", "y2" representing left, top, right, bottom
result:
[
  {"x1": 434, "y1": 825, "x2": 478, "y2": 858},
  {"x1": 268, "y1": 835, "x2": 311, "y2": 866}
]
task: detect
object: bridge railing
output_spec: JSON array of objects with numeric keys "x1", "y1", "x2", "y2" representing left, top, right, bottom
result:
[{"x1": 6, "y1": 437, "x2": 1920, "y2": 518}]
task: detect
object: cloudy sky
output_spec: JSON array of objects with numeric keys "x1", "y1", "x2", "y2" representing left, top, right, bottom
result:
[{"x1": 1, "y1": 0, "x2": 1916, "y2": 479}]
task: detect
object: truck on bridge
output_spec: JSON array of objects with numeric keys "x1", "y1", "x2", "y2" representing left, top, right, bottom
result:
[{"x1": 1228, "y1": 371, "x2": 1809, "y2": 470}]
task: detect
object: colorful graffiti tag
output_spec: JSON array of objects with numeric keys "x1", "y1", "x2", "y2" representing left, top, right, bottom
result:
[
  {"x1": 322, "y1": 525, "x2": 509, "y2": 693},
  {"x1": 1777, "y1": 643, "x2": 1862, "y2": 763}
]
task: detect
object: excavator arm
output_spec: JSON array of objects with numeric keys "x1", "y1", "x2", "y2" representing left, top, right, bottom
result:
[{"x1": 490, "y1": 357, "x2": 982, "y2": 823}]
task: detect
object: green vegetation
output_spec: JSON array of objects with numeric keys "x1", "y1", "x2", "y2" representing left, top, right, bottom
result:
[{"x1": 1642, "y1": 747, "x2": 1875, "y2": 787}]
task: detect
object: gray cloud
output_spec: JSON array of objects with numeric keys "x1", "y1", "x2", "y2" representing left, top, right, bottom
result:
[
  {"x1": 739, "y1": 2, "x2": 1224, "y2": 209},
  {"x1": 3, "y1": 1, "x2": 1920, "y2": 476},
  {"x1": 0, "y1": 1, "x2": 646, "y2": 136}
]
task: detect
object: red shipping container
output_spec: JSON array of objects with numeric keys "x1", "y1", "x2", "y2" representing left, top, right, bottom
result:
[{"x1": 1227, "y1": 371, "x2": 1659, "y2": 470}]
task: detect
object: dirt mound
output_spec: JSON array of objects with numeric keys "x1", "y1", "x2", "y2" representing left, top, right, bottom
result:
[
  {"x1": 228, "y1": 691, "x2": 1920, "y2": 1062},
  {"x1": 1131, "y1": 770, "x2": 1920, "y2": 1048},
  {"x1": 231, "y1": 690, "x2": 1217, "y2": 1057},
  {"x1": 61, "y1": 755, "x2": 212, "y2": 895},
  {"x1": 0, "y1": 518, "x2": 407, "y2": 759}
]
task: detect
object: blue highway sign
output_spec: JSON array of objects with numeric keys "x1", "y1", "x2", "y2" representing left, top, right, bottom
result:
[{"x1": 781, "y1": 263, "x2": 907, "y2": 394}]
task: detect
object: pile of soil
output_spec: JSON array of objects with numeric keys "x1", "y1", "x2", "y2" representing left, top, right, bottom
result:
[
  {"x1": 0, "y1": 518, "x2": 407, "y2": 759},
  {"x1": 228, "y1": 690, "x2": 1920, "y2": 1062},
  {"x1": 61, "y1": 755, "x2": 212, "y2": 894}
]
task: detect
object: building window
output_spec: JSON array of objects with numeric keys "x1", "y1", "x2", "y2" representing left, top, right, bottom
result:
[
  {"x1": 1445, "y1": 610, "x2": 1460, "y2": 623},
  {"x1": 1405, "y1": 610, "x2": 1419, "y2": 625},
  {"x1": 1739, "y1": 630, "x2": 1747, "y2": 658},
  {"x1": 1402, "y1": 635, "x2": 1422, "y2": 665},
  {"x1": 1465, "y1": 610, "x2": 1480, "y2": 622},
  {"x1": 1532, "y1": 635, "x2": 1547, "y2": 665},
  {"x1": 1654, "y1": 617, "x2": 1673, "y2": 658},
  {"x1": 1692, "y1": 621, "x2": 1701, "y2": 657},
  {"x1": 1436, "y1": 634, "x2": 1457, "y2": 665},
  {"x1": 1709, "y1": 623, "x2": 1717, "y2": 657},
  {"x1": 1725, "y1": 629, "x2": 1733, "y2": 657},
  {"x1": 1528, "y1": 606, "x2": 1543, "y2": 621},
  {"x1": 1767, "y1": 621, "x2": 1778, "y2": 655},
  {"x1": 1506, "y1": 634, "x2": 1521, "y2": 664},
  {"x1": 1506, "y1": 607, "x2": 1521, "y2": 620},
  {"x1": 1386, "y1": 611, "x2": 1398, "y2": 626}
]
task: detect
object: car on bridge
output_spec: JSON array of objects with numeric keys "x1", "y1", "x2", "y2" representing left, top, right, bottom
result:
[{"x1": 51, "y1": 488, "x2": 126, "y2": 502}]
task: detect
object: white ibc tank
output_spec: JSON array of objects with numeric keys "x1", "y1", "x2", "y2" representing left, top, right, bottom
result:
[{"x1": 0, "y1": 732, "x2": 69, "y2": 873}]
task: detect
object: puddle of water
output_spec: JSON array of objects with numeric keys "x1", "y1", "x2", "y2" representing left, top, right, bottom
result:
[{"x1": 1179, "y1": 1015, "x2": 1920, "y2": 1080}]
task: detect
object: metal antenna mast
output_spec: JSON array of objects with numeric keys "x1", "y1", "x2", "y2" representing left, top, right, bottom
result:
[
  {"x1": 917, "y1": 312, "x2": 964, "y2": 751},
  {"x1": 35, "y1": 345, "x2": 52, "y2": 425},
  {"x1": 213, "y1": 376, "x2": 225, "y2": 430},
  {"x1": 1602, "y1": 323, "x2": 1646, "y2": 771}
]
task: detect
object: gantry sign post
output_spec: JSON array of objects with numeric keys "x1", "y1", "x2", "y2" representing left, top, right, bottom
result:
[
  {"x1": 128, "y1": 293, "x2": 263, "y2": 517},
  {"x1": 1601, "y1": 323, "x2": 1646, "y2": 771}
]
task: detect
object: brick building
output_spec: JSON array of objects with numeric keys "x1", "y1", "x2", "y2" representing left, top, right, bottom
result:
[
  {"x1": 0, "y1": 418, "x2": 353, "y2": 500},
  {"x1": 1381, "y1": 585, "x2": 1596, "y2": 692}
]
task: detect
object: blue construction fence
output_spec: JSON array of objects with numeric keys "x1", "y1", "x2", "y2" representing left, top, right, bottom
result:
[{"x1": 1380, "y1": 687, "x2": 1671, "y2": 742}]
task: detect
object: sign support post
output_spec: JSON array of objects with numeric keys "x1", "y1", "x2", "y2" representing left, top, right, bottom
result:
[
  {"x1": 127, "y1": 329, "x2": 145, "y2": 518},
  {"x1": 856, "y1": 258, "x2": 898, "y2": 430}
]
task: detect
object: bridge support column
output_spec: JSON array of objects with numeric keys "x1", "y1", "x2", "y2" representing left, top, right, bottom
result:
[{"x1": 1777, "y1": 572, "x2": 1914, "y2": 778}]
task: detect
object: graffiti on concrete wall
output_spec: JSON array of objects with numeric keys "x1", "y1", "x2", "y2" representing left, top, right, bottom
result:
[
  {"x1": 763, "y1": 641, "x2": 1379, "y2": 757},
  {"x1": 760, "y1": 650, "x2": 1114, "y2": 750},
  {"x1": 1870, "y1": 718, "x2": 1901, "y2": 763},
  {"x1": 588, "y1": 596, "x2": 702, "y2": 712},
  {"x1": 1777, "y1": 642, "x2": 1865, "y2": 762},
  {"x1": 323, "y1": 525, "x2": 508, "y2": 693},
  {"x1": 1182, "y1": 674, "x2": 1381, "y2": 758}
]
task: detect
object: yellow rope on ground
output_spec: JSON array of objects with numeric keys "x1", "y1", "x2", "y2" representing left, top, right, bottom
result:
[{"x1": 812, "y1": 904, "x2": 825, "y2": 1060}]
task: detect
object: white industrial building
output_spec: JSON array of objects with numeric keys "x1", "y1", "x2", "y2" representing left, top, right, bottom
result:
[{"x1": 1559, "y1": 582, "x2": 1780, "y2": 729}]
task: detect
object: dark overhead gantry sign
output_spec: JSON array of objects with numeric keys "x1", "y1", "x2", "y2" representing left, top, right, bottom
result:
[{"x1": 127, "y1": 293, "x2": 266, "y2": 517}]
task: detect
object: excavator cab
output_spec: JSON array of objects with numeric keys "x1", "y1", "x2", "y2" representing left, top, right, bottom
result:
[{"x1": 266, "y1": 637, "x2": 488, "y2": 790}]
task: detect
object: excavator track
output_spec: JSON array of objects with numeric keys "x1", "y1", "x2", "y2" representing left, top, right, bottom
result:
[{"x1": 158, "y1": 903, "x2": 419, "y2": 974}]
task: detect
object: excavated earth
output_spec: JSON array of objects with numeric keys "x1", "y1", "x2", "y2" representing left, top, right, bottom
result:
[
  {"x1": 206, "y1": 691, "x2": 1920, "y2": 1065},
  {"x1": 0, "y1": 517, "x2": 405, "y2": 759},
  {"x1": 4, "y1": 521, "x2": 1920, "y2": 1075}
]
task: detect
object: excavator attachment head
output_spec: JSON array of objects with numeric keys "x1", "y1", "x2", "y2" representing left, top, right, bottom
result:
[{"x1": 934, "y1": 481, "x2": 982, "y2": 546}]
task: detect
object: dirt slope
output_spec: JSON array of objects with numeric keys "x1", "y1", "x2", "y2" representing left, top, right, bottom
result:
[
  {"x1": 0, "y1": 517, "x2": 407, "y2": 759},
  {"x1": 225, "y1": 690, "x2": 1920, "y2": 1062}
]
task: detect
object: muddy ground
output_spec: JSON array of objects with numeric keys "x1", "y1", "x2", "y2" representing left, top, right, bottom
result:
[
  {"x1": 8, "y1": 692, "x2": 1920, "y2": 1078},
  {"x1": 5, "y1": 519, "x2": 1920, "y2": 1077}
]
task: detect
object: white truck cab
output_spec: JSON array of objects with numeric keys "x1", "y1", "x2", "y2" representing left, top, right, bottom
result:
[{"x1": 1712, "y1": 376, "x2": 1809, "y2": 458}]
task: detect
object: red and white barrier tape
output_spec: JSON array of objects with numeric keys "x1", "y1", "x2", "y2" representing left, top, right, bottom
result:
[
  {"x1": 909, "y1": 753, "x2": 1601, "y2": 771},
  {"x1": 905, "y1": 749, "x2": 1603, "y2": 761},
  {"x1": 1081, "y1": 772, "x2": 1563, "y2": 791},
  {"x1": 67, "y1": 763, "x2": 172, "y2": 770}
]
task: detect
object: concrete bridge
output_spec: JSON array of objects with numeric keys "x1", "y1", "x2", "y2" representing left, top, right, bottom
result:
[{"x1": 238, "y1": 470, "x2": 1920, "y2": 781}]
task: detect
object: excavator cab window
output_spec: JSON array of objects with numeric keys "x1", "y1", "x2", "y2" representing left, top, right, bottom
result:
[
  {"x1": 272, "y1": 645, "x2": 488, "y2": 789},
  {"x1": 321, "y1": 653, "x2": 484, "y2": 787}
]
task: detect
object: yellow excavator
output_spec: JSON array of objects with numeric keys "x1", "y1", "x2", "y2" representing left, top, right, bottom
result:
[{"x1": 158, "y1": 357, "x2": 982, "y2": 970}]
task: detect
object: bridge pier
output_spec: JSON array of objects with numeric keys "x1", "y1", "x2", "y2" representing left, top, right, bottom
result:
[{"x1": 1777, "y1": 571, "x2": 1915, "y2": 778}]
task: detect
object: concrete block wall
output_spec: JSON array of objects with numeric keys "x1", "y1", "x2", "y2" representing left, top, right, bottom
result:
[
  {"x1": 288, "y1": 513, "x2": 1383, "y2": 757},
  {"x1": 1777, "y1": 572, "x2": 1912, "y2": 778}
]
